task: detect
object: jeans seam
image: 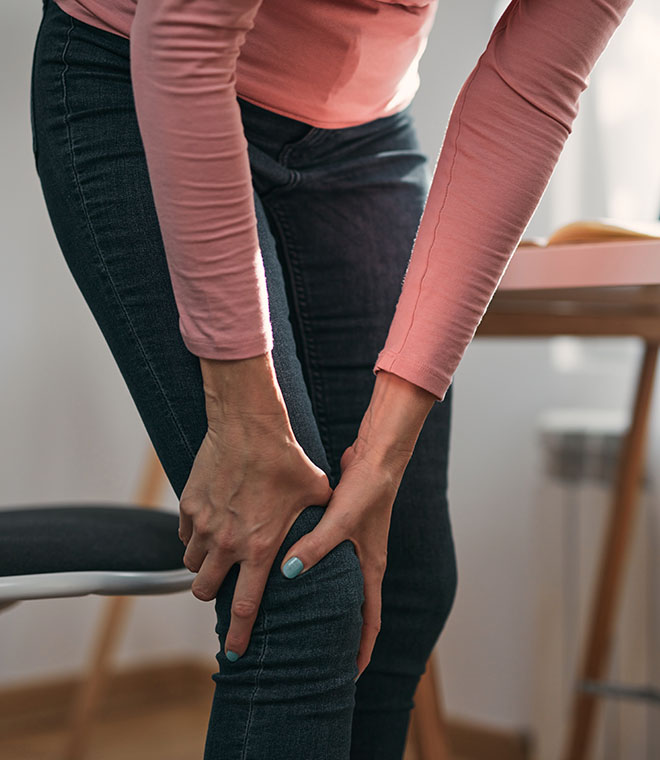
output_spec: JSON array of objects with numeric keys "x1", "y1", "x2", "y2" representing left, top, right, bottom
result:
[
  {"x1": 59, "y1": 15, "x2": 196, "y2": 462},
  {"x1": 240, "y1": 604, "x2": 268, "y2": 760},
  {"x1": 30, "y1": 4, "x2": 49, "y2": 167},
  {"x1": 263, "y1": 201, "x2": 337, "y2": 479}
]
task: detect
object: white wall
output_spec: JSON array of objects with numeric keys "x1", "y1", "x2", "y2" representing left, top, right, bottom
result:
[{"x1": 2, "y1": 0, "x2": 658, "y2": 743}]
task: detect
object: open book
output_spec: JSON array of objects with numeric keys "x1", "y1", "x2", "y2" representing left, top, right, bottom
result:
[{"x1": 518, "y1": 218, "x2": 660, "y2": 248}]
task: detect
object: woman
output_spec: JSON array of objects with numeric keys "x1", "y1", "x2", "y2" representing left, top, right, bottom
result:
[{"x1": 29, "y1": 0, "x2": 632, "y2": 757}]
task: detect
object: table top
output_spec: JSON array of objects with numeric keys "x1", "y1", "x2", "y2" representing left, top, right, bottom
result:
[
  {"x1": 501, "y1": 239, "x2": 660, "y2": 291},
  {"x1": 476, "y1": 239, "x2": 660, "y2": 339}
]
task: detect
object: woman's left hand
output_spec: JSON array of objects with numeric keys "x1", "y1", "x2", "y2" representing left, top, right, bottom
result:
[{"x1": 279, "y1": 435, "x2": 411, "y2": 681}]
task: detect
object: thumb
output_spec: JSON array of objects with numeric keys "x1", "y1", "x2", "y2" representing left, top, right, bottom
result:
[{"x1": 280, "y1": 501, "x2": 348, "y2": 580}]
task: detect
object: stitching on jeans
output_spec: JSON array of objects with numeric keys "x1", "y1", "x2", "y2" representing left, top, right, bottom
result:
[
  {"x1": 30, "y1": 7, "x2": 48, "y2": 166},
  {"x1": 240, "y1": 604, "x2": 268, "y2": 759},
  {"x1": 262, "y1": 201, "x2": 337, "y2": 478},
  {"x1": 59, "y1": 15, "x2": 196, "y2": 462}
]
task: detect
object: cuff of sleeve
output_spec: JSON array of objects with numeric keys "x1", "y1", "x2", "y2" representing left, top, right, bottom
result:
[
  {"x1": 180, "y1": 329, "x2": 274, "y2": 362},
  {"x1": 372, "y1": 350, "x2": 452, "y2": 403}
]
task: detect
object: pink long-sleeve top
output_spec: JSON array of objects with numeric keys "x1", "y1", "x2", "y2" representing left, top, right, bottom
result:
[{"x1": 52, "y1": 0, "x2": 633, "y2": 402}]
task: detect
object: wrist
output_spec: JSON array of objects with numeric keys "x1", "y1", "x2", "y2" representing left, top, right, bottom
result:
[
  {"x1": 355, "y1": 369, "x2": 435, "y2": 469},
  {"x1": 199, "y1": 352, "x2": 289, "y2": 421}
]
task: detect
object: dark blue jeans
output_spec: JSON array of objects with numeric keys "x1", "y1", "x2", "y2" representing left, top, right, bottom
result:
[{"x1": 30, "y1": 1, "x2": 457, "y2": 757}]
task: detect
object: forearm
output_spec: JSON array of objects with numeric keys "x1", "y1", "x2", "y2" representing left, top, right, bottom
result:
[{"x1": 200, "y1": 355, "x2": 435, "y2": 474}]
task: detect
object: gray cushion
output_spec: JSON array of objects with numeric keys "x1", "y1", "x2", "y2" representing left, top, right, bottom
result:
[{"x1": 0, "y1": 504, "x2": 185, "y2": 576}]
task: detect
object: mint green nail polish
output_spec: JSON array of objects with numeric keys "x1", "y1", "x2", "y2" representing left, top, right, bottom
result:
[
  {"x1": 282, "y1": 556, "x2": 303, "y2": 579},
  {"x1": 226, "y1": 650, "x2": 240, "y2": 662}
]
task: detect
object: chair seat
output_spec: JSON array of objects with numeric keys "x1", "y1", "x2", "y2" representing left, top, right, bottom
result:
[{"x1": 0, "y1": 504, "x2": 194, "y2": 602}]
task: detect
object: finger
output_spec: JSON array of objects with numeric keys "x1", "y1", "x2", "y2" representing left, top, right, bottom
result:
[
  {"x1": 280, "y1": 503, "x2": 349, "y2": 579},
  {"x1": 183, "y1": 532, "x2": 207, "y2": 573},
  {"x1": 191, "y1": 548, "x2": 233, "y2": 602},
  {"x1": 179, "y1": 507, "x2": 193, "y2": 547},
  {"x1": 355, "y1": 564, "x2": 384, "y2": 678},
  {"x1": 223, "y1": 558, "x2": 271, "y2": 661}
]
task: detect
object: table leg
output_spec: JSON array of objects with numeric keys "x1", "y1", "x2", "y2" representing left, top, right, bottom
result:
[
  {"x1": 409, "y1": 654, "x2": 452, "y2": 760},
  {"x1": 561, "y1": 340, "x2": 659, "y2": 760}
]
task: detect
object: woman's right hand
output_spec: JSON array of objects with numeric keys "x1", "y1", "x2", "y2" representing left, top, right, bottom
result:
[{"x1": 178, "y1": 352, "x2": 333, "y2": 661}]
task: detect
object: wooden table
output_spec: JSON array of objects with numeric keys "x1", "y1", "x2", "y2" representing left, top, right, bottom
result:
[{"x1": 476, "y1": 238, "x2": 660, "y2": 760}]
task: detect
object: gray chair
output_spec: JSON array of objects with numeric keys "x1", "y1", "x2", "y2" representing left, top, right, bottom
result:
[
  {"x1": 0, "y1": 503, "x2": 192, "y2": 607},
  {"x1": 0, "y1": 448, "x2": 194, "y2": 759}
]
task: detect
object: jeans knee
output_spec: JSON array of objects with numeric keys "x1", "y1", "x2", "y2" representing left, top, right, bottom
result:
[
  {"x1": 268, "y1": 504, "x2": 365, "y2": 671},
  {"x1": 425, "y1": 530, "x2": 458, "y2": 636},
  {"x1": 438, "y1": 541, "x2": 458, "y2": 630},
  {"x1": 395, "y1": 522, "x2": 458, "y2": 646},
  {"x1": 213, "y1": 505, "x2": 364, "y2": 686}
]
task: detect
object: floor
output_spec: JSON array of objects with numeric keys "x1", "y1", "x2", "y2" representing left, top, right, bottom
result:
[
  {"x1": 0, "y1": 697, "x2": 211, "y2": 760},
  {"x1": 0, "y1": 706, "x2": 421, "y2": 760},
  {"x1": 0, "y1": 663, "x2": 422, "y2": 760}
]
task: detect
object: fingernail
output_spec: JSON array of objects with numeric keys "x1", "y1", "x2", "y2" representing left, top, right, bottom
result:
[
  {"x1": 282, "y1": 556, "x2": 304, "y2": 579},
  {"x1": 354, "y1": 674, "x2": 361, "y2": 683},
  {"x1": 226, "y1": 650, "x2": 240, "y2": 662}
]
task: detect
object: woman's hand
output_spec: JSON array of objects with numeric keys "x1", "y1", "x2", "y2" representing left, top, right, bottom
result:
[
  {"x1": 278, "y1": 434, "x2": 411, "y2": 680},
  {"x1": 278, "y1": 368, "x2": 436, "y2": 680},
  {"x1": 179, "y1": 353, "x2": 333, "y2": 661}
]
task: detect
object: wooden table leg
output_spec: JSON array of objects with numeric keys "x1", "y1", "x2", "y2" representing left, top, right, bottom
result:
[
  {"x1": 409, "y1": 654, "x2": 452, "y2": 760},
  {"x1": 62, "y1": 446, "x2": 168, "y2": 760},
  {"x1": 561, "y1": 340, "x2": 659, "y2": 760}
]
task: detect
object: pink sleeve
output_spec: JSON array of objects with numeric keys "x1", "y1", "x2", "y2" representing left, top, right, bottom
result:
[
  {"x1": 373, "y1": 0, "x2": 634, "y2": 402},
  {"x1": 129, "y1": 0, "x2": 273, "y2": 360}
]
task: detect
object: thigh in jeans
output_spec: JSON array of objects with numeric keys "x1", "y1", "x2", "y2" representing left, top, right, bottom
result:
[
  {"x1": 30, "y1": 2, "x2": 364, "y2": 757},
  {"x1": 259, "y1": 111, "x2": 459, "y2": 759}
]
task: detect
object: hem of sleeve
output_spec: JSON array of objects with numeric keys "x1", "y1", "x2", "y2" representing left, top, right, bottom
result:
[
  {"x1": 181, "y1": 331, "x2": 273, "y2": 362},
  {"x1": 373, "y1": 350, "x2": 452, "y2": 403}
]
